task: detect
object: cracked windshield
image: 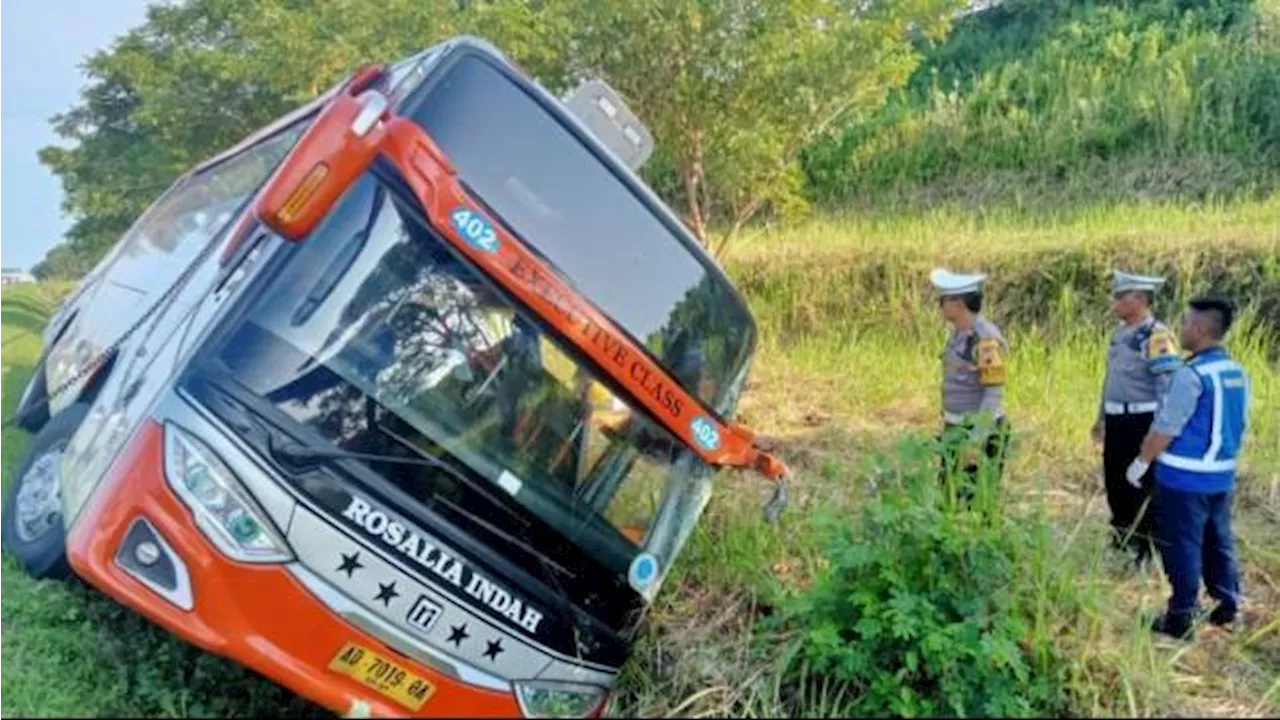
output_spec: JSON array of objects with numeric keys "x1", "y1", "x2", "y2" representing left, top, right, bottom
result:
[{"x1": 218, "y1": 172, "x2": 709, "y2": 574}]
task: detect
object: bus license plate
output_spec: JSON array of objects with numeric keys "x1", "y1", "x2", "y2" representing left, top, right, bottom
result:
[{"x1": 328, "y1": 642, "x2": 436, "y2": 711}]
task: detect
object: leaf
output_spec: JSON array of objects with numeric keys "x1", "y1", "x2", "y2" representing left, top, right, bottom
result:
[{"x1": 38, "y1": 0, "x2": 968, "y2": 273}]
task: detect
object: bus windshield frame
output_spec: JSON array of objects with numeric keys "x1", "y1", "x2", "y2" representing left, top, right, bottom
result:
[
  {"x1": 400, "y1": 46, "x2": 757, "y2": 419},
  {"x1": 192, "y1": 165, "x2": 718, "y2": 606}
]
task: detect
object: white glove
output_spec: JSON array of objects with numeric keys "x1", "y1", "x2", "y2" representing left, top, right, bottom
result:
[{"x1": 1125, "y1": 458, "x2": 1150, "y2": 488}]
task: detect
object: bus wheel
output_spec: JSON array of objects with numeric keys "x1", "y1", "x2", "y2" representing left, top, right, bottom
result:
[{"x1": 1, "y1": 402, "x2": 91, "y2": 580}]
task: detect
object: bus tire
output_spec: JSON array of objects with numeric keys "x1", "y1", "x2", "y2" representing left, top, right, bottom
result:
[{"x1": 1, "y1": 401, "x2": 92, "y2": 581}]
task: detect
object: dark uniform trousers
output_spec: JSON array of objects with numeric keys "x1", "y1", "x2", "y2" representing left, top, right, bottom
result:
[
  {"x1": 1155, "y1": 486, "x2": 1240, "y2": 626},
  {"x1": 1103, "y1": 412, "x2": 1157, "y2": 561},
  {"x1": 939, "y1": 417, "x2": 1011, "y2": 500}
]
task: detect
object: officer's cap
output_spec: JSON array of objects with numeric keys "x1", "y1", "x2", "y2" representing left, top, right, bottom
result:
[
  {"x1": 930, "y1": 268, "x2": 987, "y2": 296},
  {"x1": 1112, "y1": 269, "x2": 1166, "y2": 294}
]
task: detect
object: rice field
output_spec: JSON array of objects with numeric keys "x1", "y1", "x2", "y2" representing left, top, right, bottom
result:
[{"x1": 2, "y1": 197, "x2": 1278, "y2": 716}]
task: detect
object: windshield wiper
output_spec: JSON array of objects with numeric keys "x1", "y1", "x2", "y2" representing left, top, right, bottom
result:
[
  {"x1": 265, "y1": 437, "x2": 576, "y2": 580},
  {"x1": 268, "y1": 436, "x2": 526, "y2": 525}
]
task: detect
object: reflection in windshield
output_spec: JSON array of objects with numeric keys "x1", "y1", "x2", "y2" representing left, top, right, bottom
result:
[
  {"x1": 220, "y1": 173, "x2": 713, "y2": 578},
  {"x1": 412, "y1": 55, "x2": 755, "y2": 415}
]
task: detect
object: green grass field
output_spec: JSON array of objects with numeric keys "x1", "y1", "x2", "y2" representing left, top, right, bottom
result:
[{"x1": 2, "y1": 200, "x2": 1278, "y2": 717}]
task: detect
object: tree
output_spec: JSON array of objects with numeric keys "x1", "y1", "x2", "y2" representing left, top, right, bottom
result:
[
  {"x1": 37, "y1": 0, "x2": 961, "y2": 275},
  {"x1": 560, "y1": 0, "x2": 965, "y2": 254},
  {"x1": 36, "y1": 0, "x2": 576, "y2": 278}
]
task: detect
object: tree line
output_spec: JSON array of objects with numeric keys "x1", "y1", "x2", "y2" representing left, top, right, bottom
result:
[
  {"x1": 34, "y1": 0, "x2": 963, "y2": 278},
  {"x1": 33, "y1": 0, "x2": 1279, "y2": 279}
]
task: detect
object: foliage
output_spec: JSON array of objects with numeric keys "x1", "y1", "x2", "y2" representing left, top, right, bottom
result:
[
  {"x1": 34, "y1": 0, "x2": 963, "y2": 277},
  {"x1": 803, "y1": 0, "x2": 1280, "y2": 208},
  {"x1": 564, "y1": 0, "x2": 964, "y2": 249},
  {"x1": 773, "y1": 436, "x2": 1080, "y2": 717},
  {"x1": 32, "y1": 0, "x2": 559, "y2": 279},
  {"x1": 32, "y1": 0, "x2": 1280, "y2": 277}
]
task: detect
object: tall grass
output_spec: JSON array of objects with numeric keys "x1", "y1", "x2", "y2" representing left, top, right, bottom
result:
[
  {"x1": 726, "y1": 194, "x2": 1280, "y2": 342},
  {"x1": 610, "y1": 202, "x2": 1280, "y2": 717},
  {"x1": 802, "y1": 0, "x2": 1280, "y2": 209},
  {"x1": 612, "y1": 323, "x2": 1278, "y2": 716}
]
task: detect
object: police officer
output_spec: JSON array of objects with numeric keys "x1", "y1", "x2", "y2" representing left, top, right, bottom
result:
[
  {"x1": 1125, "y1": 297, "x2": 1250, "y2": 639},
  {"x1": 1091, "y1": 270, "x2": 1183, "y2": 567},
  {"x1": 931, "y1": 269, "x2": 1011, "y2": 491}
]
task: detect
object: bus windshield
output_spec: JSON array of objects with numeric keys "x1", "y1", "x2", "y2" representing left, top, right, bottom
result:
[
  {"x1": 211, "y1": 172, "x2": 714, "y2": 587},
  {"x1": 409, "y1": 53, "x2": 755, "y2": 416}
]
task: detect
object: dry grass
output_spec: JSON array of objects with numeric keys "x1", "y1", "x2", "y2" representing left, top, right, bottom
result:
[
  {"x1": 611, "y1": 198, "x2": 1280, "y2": 717},
  {"x1": 2, "y1": 195, "x2": 1277, "y2": 717},
  {"x1": 725, "y1": 194, "x2": 1280, "y2": 263}
]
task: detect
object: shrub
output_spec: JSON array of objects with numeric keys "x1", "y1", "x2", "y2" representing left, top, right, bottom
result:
[
  {"x1": 774, "y1": 435, "x2": 1080, "y2": 717},
  {"x1": 801, "y1": 0, "x2": 1280, "y2": 208}
]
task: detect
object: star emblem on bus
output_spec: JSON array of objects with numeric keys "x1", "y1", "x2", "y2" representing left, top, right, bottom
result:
[
  {"x1": 336, "y1": 551, "x2": 363, "y2": 578},
  {"x1": 483, "y1": 638, "x2": 504, "y2": 661},
  {"x1": 374, "y1": 581, "x2": 400, "y2": 607},
  {"x1": 447, "y1": 623, "x2": 469, "y2": 648}
]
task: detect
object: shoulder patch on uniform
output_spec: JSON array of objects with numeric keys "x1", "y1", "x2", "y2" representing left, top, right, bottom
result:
[
  {"x1": 1146, "y1": 326, "x2": 1182, "y2": 374},
  {"x1": 976, "y1": 336, "x2": 1007, "y2": 386}
]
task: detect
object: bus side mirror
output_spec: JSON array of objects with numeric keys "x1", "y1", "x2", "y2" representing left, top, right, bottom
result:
[
  {"x1": 563, "y1": 79, "x2": 654, "y2": 171},
  {"x1": 256, "y1": 88, "x2": 390, "y2": 241}
]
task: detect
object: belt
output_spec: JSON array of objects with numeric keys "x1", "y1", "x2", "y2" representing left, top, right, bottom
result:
[
  {"x1": 943, "y1": 410, "x2": 1004, "y2": 425},
  {"x1": 1104, "y1": 401, "x2": 1158, "y2": 415}
]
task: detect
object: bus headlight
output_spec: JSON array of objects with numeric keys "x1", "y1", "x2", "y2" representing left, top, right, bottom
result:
[
  {"x1": 514, "y1": 681, "x2": 607, "y2": 718},
  {"x1": 163, "y1": 423, "x2": 291, "y2": 563},
  {"x1": 61, "y1": 406, "x2": 128, "y2": 525}
]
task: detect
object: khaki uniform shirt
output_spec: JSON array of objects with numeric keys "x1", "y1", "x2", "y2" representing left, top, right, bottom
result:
[
  {"x1": 1097, "y1": 315, "x2": 1182, "y2": 420},
  {"x1": 942, "y1": 314, "x2": 1008, "y2": 420}
]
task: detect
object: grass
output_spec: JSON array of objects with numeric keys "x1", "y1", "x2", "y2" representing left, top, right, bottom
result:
[
  {"x1": 611, "y1": 322, "x2": 1279, "y2": 716},
  {"x1": 2, "y1": 197, "x2": 1279, "y2": 717},
  {"x1": 726, "y1": 194, "x2": 1280, "y2": 260},
  {"x1": 0, "y1": 284, "x2": 321, "y2": 717},
  {"x1": 802, "y1": 0, "x2": 1280, "y2": 210}
]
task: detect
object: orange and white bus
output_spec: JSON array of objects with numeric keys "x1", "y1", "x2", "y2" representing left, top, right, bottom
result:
[{"x1": 4, "y1": 36, "x2": 787, "y2": 718}]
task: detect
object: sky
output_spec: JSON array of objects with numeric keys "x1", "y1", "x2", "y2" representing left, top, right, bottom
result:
[{"x1": 2, "y1": 0, "x2": 152, "y2": 271}]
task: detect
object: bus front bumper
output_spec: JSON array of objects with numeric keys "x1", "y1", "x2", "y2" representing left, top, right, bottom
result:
[{"x1": 65, "y1": 420, "x2": 524, "y2": 718}]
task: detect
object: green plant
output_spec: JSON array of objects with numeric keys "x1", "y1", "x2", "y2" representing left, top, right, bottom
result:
[
  {"x1": 775, "y1": 436, "x2": 1079, "y2": 717},
  {"x1": 6, "y1": 197, "x2": 1278, "y2": 717},
  {"x1": 802, "y1": 0, "x2": 1280, "y2": 210}
]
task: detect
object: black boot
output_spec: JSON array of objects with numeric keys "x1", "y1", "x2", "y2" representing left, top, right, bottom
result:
[
  {"x1": 1208, "y1": 603, "x2": 1238, "y2": 628},
  {"x1": 1151, "y1": 613, "x2": 1194, "y2": 640}
]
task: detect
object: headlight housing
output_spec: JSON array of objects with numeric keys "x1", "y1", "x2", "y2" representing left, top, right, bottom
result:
[
  {"x1": 514, "y1": 681, "x2": 608, "y2": 719},
  {"x1": 61, "y1": 405, "x2": 127, "y2": 525},
  {"x1": 163, "y1": 423, "x2": 291, "y2": 563}
]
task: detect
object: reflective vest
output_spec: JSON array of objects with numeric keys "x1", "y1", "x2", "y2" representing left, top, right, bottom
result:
[{"x1": 1156, "y1": 347, "x2": 1250, "y2": 494}]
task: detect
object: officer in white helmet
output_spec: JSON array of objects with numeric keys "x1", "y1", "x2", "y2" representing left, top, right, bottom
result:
[
  {"x1": 1091, "y1": 270, "x2": 1183, "y2": 568},
  {"x1": 930, "y1": 268, "x2": 1011, "y2": 496}
]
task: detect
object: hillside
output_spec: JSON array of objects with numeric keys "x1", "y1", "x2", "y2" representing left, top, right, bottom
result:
[
  {"x1": 617, "y1": 201, "x2": 1280, "y2": 717},
  {"x1": 801, "y1": 0, "x2": 1280, "y2": 212}
]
